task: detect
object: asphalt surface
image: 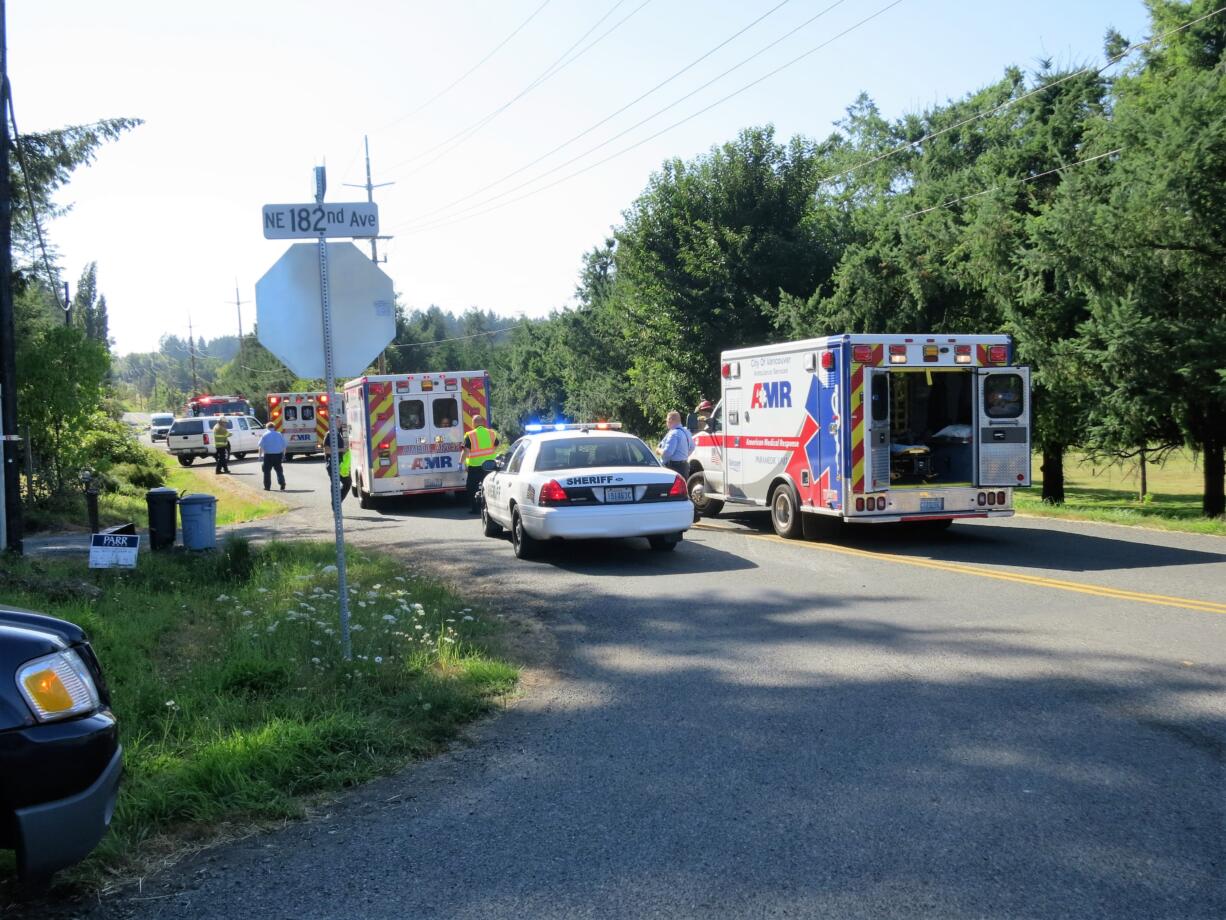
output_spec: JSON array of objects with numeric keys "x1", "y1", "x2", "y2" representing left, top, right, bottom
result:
[{"x1": 82, "y1": 455, "x2": 1226, "y2": 919}]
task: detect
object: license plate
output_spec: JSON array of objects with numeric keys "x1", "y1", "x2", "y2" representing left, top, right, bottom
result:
[
  {"x1": 605, "y1": 487, "x2": 633, "y2": 503},
  {"x1": 920, "y1": 497, "x2": 944, "y2": 512}
]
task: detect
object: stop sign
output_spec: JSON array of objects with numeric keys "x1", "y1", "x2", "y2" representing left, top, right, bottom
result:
[{"x1": 255, "y1": 242, "x2": 396, "y2": 379}]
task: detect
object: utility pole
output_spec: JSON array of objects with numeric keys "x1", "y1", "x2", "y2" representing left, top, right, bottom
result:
[
  {"x1": 343, "y1": 136, "x2": 394, "y2": 373},
  {"x1": 187, "y1": 315, "x2": 199, "y2": 393},
  {"x1": 343, "y1": 135, "x2": 394, "y2": 265},
  {"x1": 0, "y1": 0, "x2": 23, "y2": 553},
  {"x1": 228, "y1": 280, "x2": 249, "y2": 339}
]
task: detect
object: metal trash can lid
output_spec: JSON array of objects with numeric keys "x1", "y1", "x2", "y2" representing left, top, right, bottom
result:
[{"x1": 177, "y1": 493, "x2": 218, "y2": 505}]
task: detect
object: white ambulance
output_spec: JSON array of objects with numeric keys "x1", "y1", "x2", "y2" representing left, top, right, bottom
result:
[
  {"x1": 686, "y1": 334, "x2": 1031, "y2": 537},
  {"x1": 344, "y1": 371, "x2": 491, "y2": 508},
  {"x1": 266, "y1": 392, "x2": 338, "y2": 457}
]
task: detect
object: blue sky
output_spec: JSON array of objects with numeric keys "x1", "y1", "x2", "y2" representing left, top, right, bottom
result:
[{"x1": 10, "y1": 0, "x2": 1154, "y2": 355}]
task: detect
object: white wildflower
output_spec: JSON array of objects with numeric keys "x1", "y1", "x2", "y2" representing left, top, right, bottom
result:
[
  {"x1": 215, "y1": 594, "x2": 230, "y2": 602},
  {"x1": 382, "y1": 614, "x2": 397, "y2": 623},
  {"x1": 374, "y1": 656, "x2": 383, "y2": 664},
  {"x1": 351, "y1": 624, "x2": 365, "y2": 632},
  {"x1": 311, "y1": 657, "x2": 321, "y2": 664},
  {"x1": 321, "y1": 565, "x2": 338, "y2": 575},
  {"x1": 242, "y1": 610, "x2": 254, "y2": 617},
  {"x1": 462, "y1": 615, "x2": 474, "y2": 622}
]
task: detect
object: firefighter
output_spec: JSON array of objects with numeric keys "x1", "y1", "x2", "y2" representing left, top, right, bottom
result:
[
  {"x1": 324, "y1": 429, "x2": 352, "y2": 509},
  {"x1": 460, "y1": 414, "x2": 500, "y2": 513},
  {"x1": 212, "y1": 418, "x2": 231, "y2": 474}
]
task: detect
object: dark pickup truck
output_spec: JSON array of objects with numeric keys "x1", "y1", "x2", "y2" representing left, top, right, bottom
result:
[{"x1": 0, "y1": 608, "x2": 121, "y2": 880}]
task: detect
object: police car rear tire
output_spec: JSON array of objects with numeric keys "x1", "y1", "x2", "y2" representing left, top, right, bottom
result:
[
  {"x1": 648, "y1": 533, "x2": 681, "y2": 552},
  {"x1": 481, "y1": 502, "x2": 503, "y2": 537},
  {"x1": 687, "y1": 471, "x2": 724, "y2": 518},
  {"x1": 511, "y1": 509, "x2": 539, "y2": 559},
  {"x1": 234, "y1": 452, "x2": 248, "y2": 460},
  {"x1": 770, "y1": 483, "x2": 804, "y2": 539},
  {"x1": 177, "y1": 456, "x2": 194, "y2": 467}
]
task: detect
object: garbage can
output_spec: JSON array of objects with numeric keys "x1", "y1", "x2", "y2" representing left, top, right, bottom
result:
[
  {"x1": 146, "y1": 487, "x2": 179, "y2": 551},
  {"x1": 178, "y1": 493, "x2": 218, "y2": 550}
]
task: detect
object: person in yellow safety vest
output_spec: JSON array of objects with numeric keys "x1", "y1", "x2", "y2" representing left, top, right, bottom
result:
[
  {"x1": 460, "y1": 414, "x2": 500, "y2": 513},
  {"x1": 212, "y1": 418, "x2": 231, "y2": 475},
  {"x1": 324, "y1": 429, "x2": 352, "y2": 509}
]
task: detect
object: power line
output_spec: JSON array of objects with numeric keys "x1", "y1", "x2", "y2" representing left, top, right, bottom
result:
[
  {"x1": 378, "y1": 0, "x2": 554, "y2": 133},
  {"x1": 384, "y1": 0, "x2": 650, "y2": 176},
  {"x1": 403, "y1": 0, "x2": 797, "y2": 227},
  {"x1": 399, "y1": 0, "x2": 905, "y2": 236},
  {"x1": 898, "y1": 147, "x2": 1123, "y2": 220},
  {"x1": 385, "y1": 326, "x2": 514, "y2": 350},
  {"x1": 817, "y1": 4, "x2": 1226, "y2": 190}
]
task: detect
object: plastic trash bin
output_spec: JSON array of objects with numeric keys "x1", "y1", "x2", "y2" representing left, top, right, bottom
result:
[
  {"x1": 178, "y1": 493, "x2": 218, "y2": 550},
  {"x1": 146, "y1": 487, "x2": 179, "y2": 550}
]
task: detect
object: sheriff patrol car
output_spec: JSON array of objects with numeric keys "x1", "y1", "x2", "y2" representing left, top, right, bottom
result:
[{"x1": 480, "y1": 424, "x2": 693, "y2": 559}]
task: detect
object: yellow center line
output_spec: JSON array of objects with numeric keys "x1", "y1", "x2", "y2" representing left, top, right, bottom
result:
[{"x1": 692, "y1": 524, "x2": 1226, "y2": 616}]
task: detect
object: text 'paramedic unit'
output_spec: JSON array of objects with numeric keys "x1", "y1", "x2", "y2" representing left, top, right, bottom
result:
[
  {"x1": 267, "y1": 392, "x2": 337, "y2": 456},
  {"x1": 344, "y1": 371, "x2": 491, "y2": 508},
  {"x1": 686, "y1": 334, "x2": 1031, "y2": 537}
]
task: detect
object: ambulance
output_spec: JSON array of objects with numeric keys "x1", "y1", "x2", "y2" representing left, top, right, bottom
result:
[
  {"x1": 344, "y1": 371, "x2": 491, "y2": 508},
  {"x1": 266, "y1": 392, "x2": 337, "y2": 457},
  {"x1": 685, "y1": 334, "x2": 1031, "y2": 537}
]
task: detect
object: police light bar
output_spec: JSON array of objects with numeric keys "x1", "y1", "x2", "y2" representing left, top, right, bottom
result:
[{"x1": 524, "y1": 422, "x2": 623, "y2": 433}]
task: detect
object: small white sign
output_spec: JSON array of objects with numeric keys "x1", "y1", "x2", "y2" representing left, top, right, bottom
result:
[
  {"x1": 262, "y1": 202, "x2": 379, "y2": 240},
  {"x1": 89, "y1": 533, "x2": 140, "y2": 569}
]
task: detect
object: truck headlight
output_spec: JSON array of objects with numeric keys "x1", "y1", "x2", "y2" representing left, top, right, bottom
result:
[{"x1": 16, "y1": 649, "x2": 101, "y2": 722}]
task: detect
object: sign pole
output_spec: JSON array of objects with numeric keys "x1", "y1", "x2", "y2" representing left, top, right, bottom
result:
[{"x1": 315, "y1": 166, "x2": 352, "y2": 660}]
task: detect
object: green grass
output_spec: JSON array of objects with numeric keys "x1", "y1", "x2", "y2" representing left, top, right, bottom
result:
[
  {"x1": 1016, "y1": 450, "x2": 1226, "y2": 536},
  {"x1": 0, "y1": 539, "x2": 518, "y2": 895},
  {"x1": 25, "y1": 452, "x2": 284, "y2": 533}
]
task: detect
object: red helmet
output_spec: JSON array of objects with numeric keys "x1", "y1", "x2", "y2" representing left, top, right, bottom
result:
[{"x1": 696, "y1": 399, "x2": 713, "y2": 412}]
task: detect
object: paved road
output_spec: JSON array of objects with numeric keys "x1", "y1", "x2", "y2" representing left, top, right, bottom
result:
[{"x1": 92, "y1": 459, "x2": 1226, "y2": 919}]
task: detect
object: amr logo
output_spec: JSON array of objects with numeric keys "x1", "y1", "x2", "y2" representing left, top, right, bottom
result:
[
  {"x1": 411, "y1": 456, "x2": 453, "y2": 470},
  {"x1": 750, "y1": 380, "x2": 793, "y2": 409}
]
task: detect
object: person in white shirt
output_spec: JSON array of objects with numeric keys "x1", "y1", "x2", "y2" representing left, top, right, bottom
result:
[{"x1": 258, "y1": 426, "x2": 287, "y2": 491}]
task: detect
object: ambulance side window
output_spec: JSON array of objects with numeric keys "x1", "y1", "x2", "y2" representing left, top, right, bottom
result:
[
  {"x1": 433, "y1": 398, "x2": 458, "y2": 428},
  {"x1": 708, "y1": 404, "x2": 722, "y2": 432},
  {"x1": 284, "y1": 406, "x2": 298, "y2": 422},
  {"x1": 985, "y1": 375, "x2": 1024, "y2": 419},
  {"x1": 398, "y1": 399, "x2": 425, "y2": 431},
  {"x1": 301, "y1": 406, "x2": 314, "y2": 421}
]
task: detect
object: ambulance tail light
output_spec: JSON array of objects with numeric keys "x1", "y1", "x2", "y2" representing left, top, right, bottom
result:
[
  {"x1": 318, "y1": 394, "x2": 328, "y2": 404},
  {"x1": 203, "y1": 433, "x2": 210, "y2": 445},
  {"x1": 379, "y1": 441, "x2": 390, "y2": 451},
  {"x1": 821, "y1": 351, "x2": 835, "y2": 370},
  {"x1": 876, "y1": 496, "x2": 887, "y2": 510},
  {"x1": 987, "y1": 491, "x2": 996, "y2": 506},
  {"x1": 666, "y1": 475, "x2": 687, "y2": 500},
  {"x1": 978, "y1": 492, "x2": 987, "y2": 506},
  {"x1": 997, "y1": 491, "x2": 1007, "y2": 504},
  {"x1": 270, "y1": 396, "x2": 280, "y2": 406},
  {"x1": 988, "y1": 345, "x2": 1008, "y2": 364},
  {"x1": 855, "y1": 497, "x2": 865, "y2": 512},
  {"x1": 538, "y1": 480, "x2": 570, "y2": 506},
  {"x1": 955, "y1": 345, "x2": 972, "y2": 364},
  {"x1": 889, "y1": 345, "x2": 907, "y2": 364},
  {"x1": 852, "y1": 345, "x2": 874, "y2": 364}
]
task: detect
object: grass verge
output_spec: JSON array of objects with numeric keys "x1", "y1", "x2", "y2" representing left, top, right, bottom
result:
[
  {"x1": 1017, "y1": 450, "x2": 1225, "y2": 536},
  {"x1": 0, "y1": 539, "x2": 518, "y2": 896},
  {"x1": 26, "y1": 451, "x2": 285, "y2": 532}
]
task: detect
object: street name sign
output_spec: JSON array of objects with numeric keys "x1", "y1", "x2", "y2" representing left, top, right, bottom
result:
[
  {"x1": 262, "y1": 202, "x2": 379, "y2": 240},
  {"x1": 255, "y1": 241, "x2": 395, "y2": 379},
  {"x1": 89, "y1": 533, "x2": 139, "y2": 569}
]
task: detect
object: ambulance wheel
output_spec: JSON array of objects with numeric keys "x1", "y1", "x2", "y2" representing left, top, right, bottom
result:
[
  {"x1": 511, "y1": 509, "x2": 539, "y2": 559},
  {"x1": 481, "y1": 502, "x2": 503, "y2": 537},
  {"x1": 177, "y1": 456, "x2": 194, "y2": 467},
  {"x1": 687, "y1": 471, "x2": 724, "y2": 518},
  {"x1": 770, "y1": 483, "x2": 804, "y2": 539},
  {"x1": 358, "y1": 479, "x2": 374, "y2": 510}
]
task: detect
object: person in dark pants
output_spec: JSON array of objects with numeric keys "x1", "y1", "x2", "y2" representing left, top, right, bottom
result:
[
  {"x1": 460, "y1": 414, "x2": 500, "y2": 513},
  {"x1": 258, "y1": 425, "x2": 287, "y2": 490},
  {"x1": 323, "y1": 429, "x2": 352, "y2": 510},
  {"x1": 212, "y1": 418, "x2": 231, "y2": 474}
]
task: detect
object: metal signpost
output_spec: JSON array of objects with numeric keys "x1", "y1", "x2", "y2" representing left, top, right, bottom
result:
[{"x1": 256, "y1": 167, "x2": 393, "y2": 660}]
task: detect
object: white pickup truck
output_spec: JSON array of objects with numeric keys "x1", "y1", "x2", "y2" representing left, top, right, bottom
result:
[{"x1": 165, "y1": 415, "x2": 265, "y2": 466}]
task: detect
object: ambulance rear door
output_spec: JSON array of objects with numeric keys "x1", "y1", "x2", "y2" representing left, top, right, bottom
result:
[
  {"x1": 863, "y1": 367, "x2": 891, "y2": 492},
  {"x1": 974, "y1": 367, "x2": 1031, "y2": 487}
]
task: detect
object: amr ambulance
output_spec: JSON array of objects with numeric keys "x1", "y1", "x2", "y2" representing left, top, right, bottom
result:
[
  {"x1": 266, "y1": 392, "x2": 337, "y2": 457},
  {"x1": 686, "y1": 334, "x2": 1031, "y2": 537},
  {"x1": 344, "y1": 371, "x2": 491, "y2": 508}
]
